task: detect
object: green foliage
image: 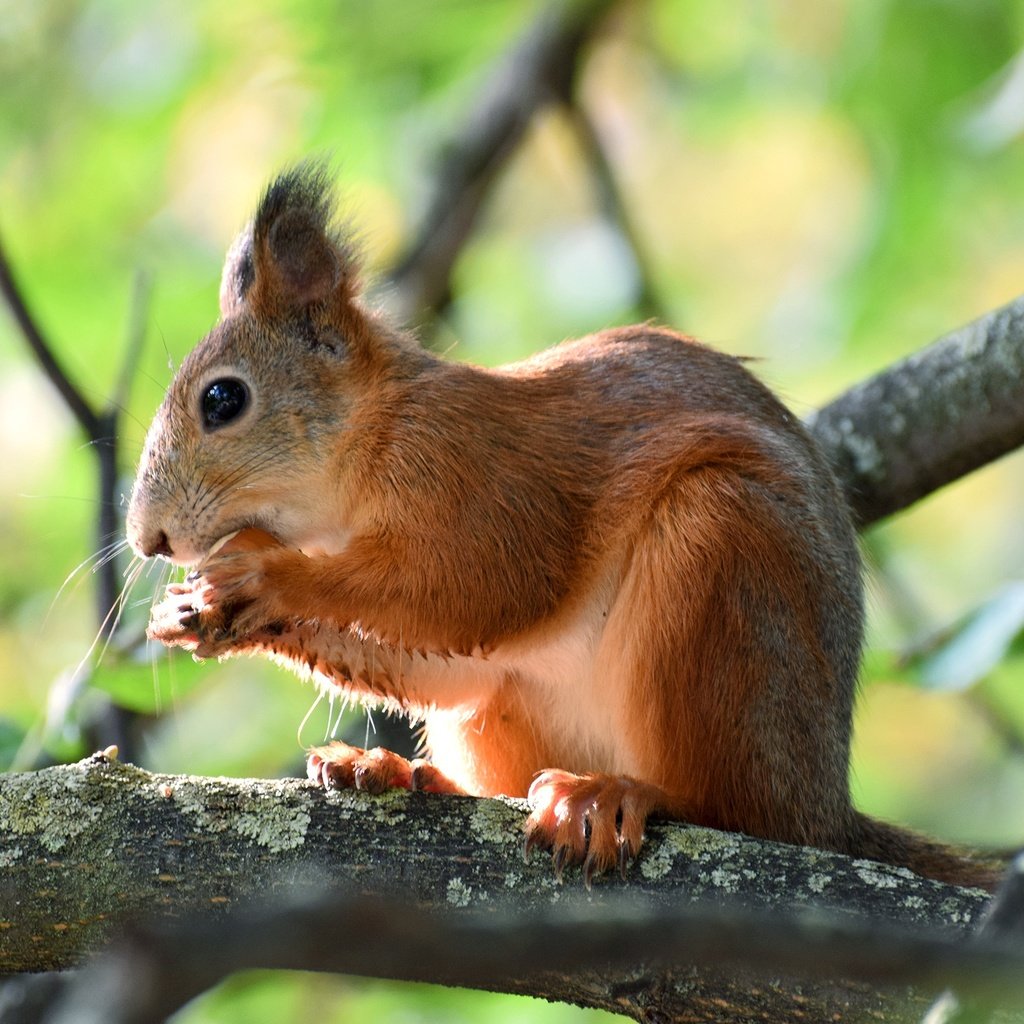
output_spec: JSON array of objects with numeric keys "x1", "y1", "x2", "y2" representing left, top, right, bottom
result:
[
  {"x1": 3, "y1": 0, "x2": 1024, "y2": 1018},
  {"x1": 89, "y1": 651, "x2": 207, "y2": 713},
  {"x1": 180, "y1": 971, "x2": 618, "y2": 1024}
]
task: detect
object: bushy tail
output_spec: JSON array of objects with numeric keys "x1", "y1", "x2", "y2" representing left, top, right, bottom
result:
[{"x1": 852, "y1": 812, "x2": 1005, "y2": 892}]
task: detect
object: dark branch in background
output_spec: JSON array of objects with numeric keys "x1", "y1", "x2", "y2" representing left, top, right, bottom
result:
[
  {"x1": 94, "y1": 272, "x2": 151, "y2": 633},
  {"x1": 0, "y1": 232, "x2": 148, "y2": 765},
  {"x1": 807, "y1": 294, "x2": 1024, "y2": 529},
  {"x1": 111, "y1": 271, "x2": 153, "y2": 422},
  {"x1": 0, "y1": 232, "x2": 100, "y2": 437},
  {"x1": 377, "y1": 0, "x2": 1024, "y2": 524},
  {"x1": 383, "y1": 0, "x2": 619, "y2": 329},
  {"x1": 566, "y1": 100, "x2": 668, "y2": 323},
  {"x1": 38, "y1": 890, "x2": 1024, "y2": 1024}
]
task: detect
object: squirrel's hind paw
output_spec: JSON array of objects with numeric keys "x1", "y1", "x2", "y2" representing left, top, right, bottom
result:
[
  {"x1": 524, "y1": 770, "x2": 672, "y2": 886},
  {"x1": 308, "y1": 741, "x2": 465, "y2": 796}
]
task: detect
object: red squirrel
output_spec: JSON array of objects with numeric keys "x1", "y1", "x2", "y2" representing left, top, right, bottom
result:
[{"x1": 127, "y1": 164, "x2": 999, "y2": 890}]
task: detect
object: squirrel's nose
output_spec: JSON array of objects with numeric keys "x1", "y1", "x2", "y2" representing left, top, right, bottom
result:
[{"x1": 143, "y1": 529, "x2": 174, "y2": 559}]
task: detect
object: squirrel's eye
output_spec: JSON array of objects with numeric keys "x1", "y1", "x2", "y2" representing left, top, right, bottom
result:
[{"x1": 201, "y1": 378, "x2": 249, "y2": 430}]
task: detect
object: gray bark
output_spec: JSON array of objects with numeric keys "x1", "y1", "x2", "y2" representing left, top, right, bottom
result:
[{"x1": 807, "y1": 294, "x2": 1024, "y2": 528}]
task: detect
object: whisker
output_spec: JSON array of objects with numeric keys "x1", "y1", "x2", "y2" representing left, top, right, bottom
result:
[
  {"x1": 92, "y1": 538, "x2": 131, "y2": 574},
  {"x1": 93, "y1": 560, "x2": 149, "y2": 665},
  {"x1": 324, "y1": 689, "x2": 338, "y2": 743},
  {"x1": 53, "y1": 538, "x2": 125, "y2": 603},
  {"x1": 297, "y1": 687, "x2": 326, "y2": 749},
  {"x1": 69, "y1": 582, "x2": 133, "y2": 685},
  {"x1": 46, "y1": 538, "x2": 129, "y2": 631}
]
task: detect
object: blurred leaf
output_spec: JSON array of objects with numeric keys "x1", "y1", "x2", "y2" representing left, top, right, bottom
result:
[
  {"x1": 918, "y1": 581, "x2": 1024, "y2": 692},
  {"x1": 91, "y1": 650, "x2": 208, "y2": 714},
  {"x1": 176, "y1": 970, "x2": 621, "y2": 1024}
]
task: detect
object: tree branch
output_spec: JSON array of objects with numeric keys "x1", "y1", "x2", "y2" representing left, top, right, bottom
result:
[
  {"x1": 0, "y1": 231, "x2": 100, "y2": 438},
  {"x1": 807, "y1": 294, "x2": 1024, "y2": 529},
  {"x1": 383, "y1": 0, "x2": 619, "y2": 327},
  {"x1": 111, "y1": 270, "x2": 152, "y2": 421},
  {"x1": 0, "y1": 229, "x2": 148, "y2": 765},
  {"x1": 566, "y1": 99, "x2": 669, "y2": 323},
  {"x1": 0, "y1": 757, "x2": 1002, "y2": 1023},
  {"x1": 36, "y1": 885, "x2": 1024, "y2": 1024}
]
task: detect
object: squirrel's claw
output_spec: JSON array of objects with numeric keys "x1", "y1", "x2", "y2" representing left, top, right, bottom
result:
[{"x1": 146, "y1": 587, "x2": 202, "y2": 650}]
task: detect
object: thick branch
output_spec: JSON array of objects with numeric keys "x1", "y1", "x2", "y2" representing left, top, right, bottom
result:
[
  {"x1": 807, "y1": 294, "x2": 1024, "y2": 528},
  {"x1": 0, "y1": 758, "x2": 999, "y2": 1023}
]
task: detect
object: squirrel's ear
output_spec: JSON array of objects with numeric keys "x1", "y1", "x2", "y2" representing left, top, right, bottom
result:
[
  {"x1": 246, "y1": 164, "x2": 356, "y2": 318},
  {"x1": 219, "y1": 226, "x2": 255, "y2": 318}
]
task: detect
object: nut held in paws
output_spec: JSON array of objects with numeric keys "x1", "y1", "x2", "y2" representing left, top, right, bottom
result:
[{"x1": 203, "y1": 527, "x2": 282, "y2": 564}]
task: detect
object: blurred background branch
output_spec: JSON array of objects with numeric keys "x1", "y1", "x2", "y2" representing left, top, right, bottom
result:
[
  {"x1": 384, "y1": 0, "x2": 620, "y2": 329},
  {"x1": 0, "y1": 233, "x2": 101, "y2": 437},
  {"x1": 31, "y1": 886, "x2": 1024, "y2": 1024},
  {"x1": 0, "y1": 236, "x2": 150, "y2": 766}
]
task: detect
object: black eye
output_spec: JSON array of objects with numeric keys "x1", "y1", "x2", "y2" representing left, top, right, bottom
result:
[{"x1": 201, "y1": 378, "x2": 249, "y2": 430}]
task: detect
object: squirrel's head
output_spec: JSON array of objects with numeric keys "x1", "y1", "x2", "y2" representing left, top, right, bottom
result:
[{"x1": 127, "y1": 163, "x2": 393, "y2": 566}]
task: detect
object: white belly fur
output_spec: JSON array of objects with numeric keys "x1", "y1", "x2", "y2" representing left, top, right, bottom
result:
[{"x1": 488, "y1": 583, "x2": 623, "y2": 773}]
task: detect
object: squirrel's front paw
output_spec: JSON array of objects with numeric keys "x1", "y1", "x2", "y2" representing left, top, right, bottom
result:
[
  {"x1": 147, "y1": 579, "x2": 207, "y2": 650},
  {"x1": 147, "y1": 528, "x2": 294, "y2": 658},
  {"x1": 146, "y1": 575, "x2": 247, "y2": 658}
]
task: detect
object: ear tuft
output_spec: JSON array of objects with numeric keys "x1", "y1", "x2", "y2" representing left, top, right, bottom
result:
[
  {"x1": 246, "y1": 161, "x2": 358, "y2": 317},
  {"x1": 266, "y1": 209, "x2": 339, "y2": 306}
]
